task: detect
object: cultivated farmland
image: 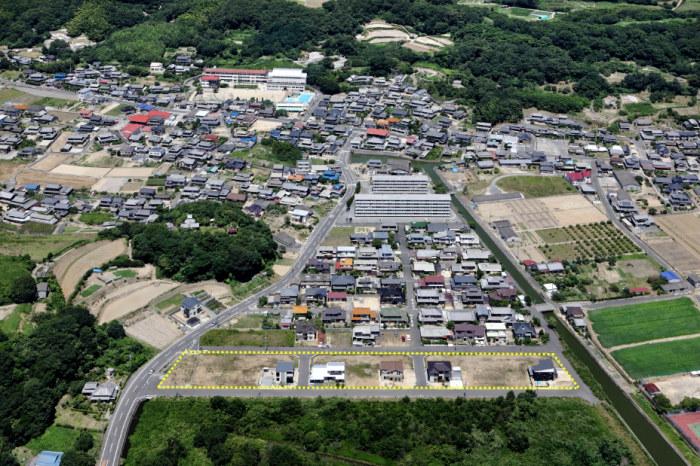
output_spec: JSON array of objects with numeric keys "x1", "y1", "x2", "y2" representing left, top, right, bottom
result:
[
  {"x1": 611, "y1": 336, "x2": 700, "y2": 379},
  {"x1": 589, "y1": 297, "x2": 700, "y2": 348},
  {"x1": 537, "y1": 222, "x2": 640, "y2": 261},
  {"x1": 495, "y1": 176, "x2": 574, "y2": 198}
]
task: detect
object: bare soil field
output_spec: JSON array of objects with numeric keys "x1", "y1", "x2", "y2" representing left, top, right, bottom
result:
[
  {"x1": 50, "y1": 164, "x2": 111, "y2": 177},
  {"x1": 16, "y1": 170, "x2": 98, "y2": 189},
  {"x1": 202, "y1": 282, "x2": 233, "y2": 300},
  {"x1": 82, "y1": 150, "x2": 111, "y2": 165},
  {"x1": 127, "y1": 313, "x2": 183, "y2": 349},
  {"x1": 363, "y1": 30, "x2": 409, "y2": 40},
  {"x1": 655, "y1": 214, "x2": 700, "y2": 271},
  {"x1": 352, "y1": 295, "x2": 380, "y2": 311},
  {"x1": 651, "y1": 373, "x2": 700, "y2": 405},
  {"x1": 432, "y1": 36, "x2": 453, "y2": 45},
  {"x1": 54, "y1": 241, "x2": 108, "y2": 287},
  {"x1": 57, "y1": 239, "x2": 127, "y2": 294},
  {"x1": 415, "y1": 37, "x2": 443, "y2": 47},
  {"x1": 47, "y1": 111, "x2": 77, "y2": 122},
  {"x1": 165, "y1": 353, "x2": 197, "y2": 386},
  {"x1": 250, "y1": 120, "x2": 282, "y2": 132},
  {"x1": 403, "y1": 43, "x2": 438, "y2": 53},
  {"x1": 31, "y1": 153, "x2": 74, "y2": 171},
  {"x1": 0, "y1": 160, "x2": 28, "y2": 183},
  {"x1": 48, "y1": 131, "x2": 72, "y2": 150},
  {"x1": 313, "y1": 355, "x2": 415, "y2": 387},
  {"x1": 121, "y1": 181, "x2": 144, "y2": 192},
  {"x1": 370, "y1": 38, "x2": 405, "y2": 44},
  {"x1": 426, "y1": 355, "x2": 541, "y2": 387},
  {"x1": 189, "y1": 354, "x2": 297, "y2": 387},
  {"x1": 99, "y1": 281, "x2": 178, "y2": 324},
  {"x1": 326, "y1": 332, "x2": 353, "y2": 347},
  {"x1": 477, "y1": 194, "x2": 606, "y2": 230},
  {"x1": 618, "y1": 259, "x2": 662, "y2": 278},
  {"x1": 648, "y1": 240, "x2": 700, "y2": 273},
  {"x1": 91, "y1": 177, "x2": 125, "y2": 193},
  {"x1": 106, "y1": 167, "x2": 156, "y2": 178}
]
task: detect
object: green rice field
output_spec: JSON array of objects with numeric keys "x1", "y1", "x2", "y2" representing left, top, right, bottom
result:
[
  {"x1": 589, "y1": 297, "x2": 700, "y2": 348},
  {"x1": 612, "y1": 336, "x2": 700, "y2": 379}
]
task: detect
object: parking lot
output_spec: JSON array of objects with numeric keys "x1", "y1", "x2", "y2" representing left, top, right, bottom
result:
[{"x1": 380, "y1": 330, "x2": 412, "y2": 347}]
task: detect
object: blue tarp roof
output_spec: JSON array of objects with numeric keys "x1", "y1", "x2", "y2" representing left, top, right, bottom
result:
[
  {"x1": 138, "y1": 104, "x2": 154, "y2": 111},
  {"x1": 660, "y1": 271, "x2": 679, "y2": 281}
]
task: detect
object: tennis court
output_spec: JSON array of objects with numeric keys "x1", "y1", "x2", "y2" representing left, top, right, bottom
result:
[{"x1": 668, "y1": 411, "x2": 700, "y2": 450}]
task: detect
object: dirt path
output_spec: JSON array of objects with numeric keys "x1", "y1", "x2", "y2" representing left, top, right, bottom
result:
[
  {"x1": 99, "y1": 281, "x2": 178, "y2": 324},
  {"x1": 607, "y1": 332, "x2": 700, "y2": 352},
  {"x1": 59, "y1": 239, "x2": 127, "y2": 294}
]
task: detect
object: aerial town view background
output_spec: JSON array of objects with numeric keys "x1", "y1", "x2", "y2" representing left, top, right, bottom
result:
[{"x1": 0, "y1": 0, "x2": 700, "y2": 464}]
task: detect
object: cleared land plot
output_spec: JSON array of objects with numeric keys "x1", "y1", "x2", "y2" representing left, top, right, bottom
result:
[
  {"x1": 0, "y1": 231, "x2": 96, "y2": 260},
  {"x1": 496, "y1": 176, "x2": 575, "y2": 198},
  {"x1": 313, "y1": 355, "x2": 415, "y2": 387},
  {"x1": 201, "y1": 329, "x2": 295, "y2": 347},
  {"x1": 47, "y1": 111, "x2": 76, "y2": 122},
  {"x1": 127, "y1": 314, "x2": 183, "y2": 349},
  {"x1": 31, "y1": 153, "x2": 73, "y2": 172},
  {"x1": 99, "y1": 282, "x2": 178, "y2": 324},
  {"x1": 166, "y1": 353, "x2": 297, "y2": 387},
  {"x1": 653, "y1": 214, "x2": 700, "y2": 271},
  {"x1": 427, "y1": 355, "x2": 541, "y2": 387},
  {"x1": 231, "y1": 314, "x2": 266, "y2": 329},
  {"x1": 106, "y1": 167, "x2": 156, "y2": 178},
  {"x1": 0, "y1": 160, "x2": 28, "y2": 183},
  {"x1": 612, "y1": 336, "x2": 700, "y2": 379},
  {"x1": 50, "y1": 165, "x2": 111, "y2": 177},
  {"x1": 0, "y1": 89, "x2": 41, "y2": 105},
  {"x1": 363, "y1": 30, "x2": 409, "y2": 40},
  {"x1": 249, "y1": 120, "x2": 282, "y2": 132},
  {"x1": 653, "y1": 374, "x2": 700, "y2": 405},
  {"x1": 16, "y1": 170, "x2": 98, "y2": 190},
  {"x1": 536, "y1": 228, "x2": 572, "y2": 243},
  {"x1": 478, "y1": 194, "x2": 606, "y2": 230},
  {"x1": 58, "y1": 239, "x2": 127, "y2": 294},
  {"x1": 589, "y1": 297, "x2": 700, "y2": 348},
  {"x1": 326, "y1": 332, "x2": 353, "y2": 347}
]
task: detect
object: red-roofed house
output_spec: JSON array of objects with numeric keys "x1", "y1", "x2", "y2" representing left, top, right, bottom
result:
[
  {"x1": 644, "y1": 383, "x2": 661, "y2": 396},
  {"x1": 79, "y1": 110, "x2": 92, "y2": 118},
  {"x1": 129, "y1": 114, "x2": 149, "y2": 125},
  {"x1": 366, "y1": 128, "x2": 389, "y2": 138},
  {"x1": 566, "y1": 170, "x2": 591, "y2": 186},
  {"x1": 200, "y1": 75, "x2": 220, "y2": 89},
  {"x1": 204, "y1": 135, "x2": 220, "y2": 142},
  {"x1": 420, "y1": 275, "x2": 445, "y2": 288},
  {"x1": 523, "y1": 260, "x2": 536, "y2": 266},
  {"x1": 328, "y1": 292, "x2": 347, "y2": 302},
  {"x1": 629, "y1": 287, "x2": 649, "y2": 295},
  {"x1": 146, "y1": 110, "x2": 172, "y2": 119},
  {"x1": 121, "y1": 123, "x2": 143, "y2": 138}
]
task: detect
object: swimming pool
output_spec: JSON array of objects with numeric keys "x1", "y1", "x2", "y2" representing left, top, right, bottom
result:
[{"x1": 298, "y1": 93, "x2": 313, "y2": 103}]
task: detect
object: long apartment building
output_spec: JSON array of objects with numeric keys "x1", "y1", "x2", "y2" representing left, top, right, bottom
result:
[
  {"x1": 202, "y1": 68, "x2": 307, "y2": 91},
  {"x1": 355, "y1": 194, "x2": 451, "y2": 217},
  {"x1": 371, "y1": 175, "x2": 429, "y2": 194}
]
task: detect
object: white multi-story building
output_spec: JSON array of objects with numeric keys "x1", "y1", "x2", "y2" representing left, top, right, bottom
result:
[
  {"x1": 354, "y1": 194, "x2": 451, "y2": 217},
  {"x1": 267, "y1": 68, "x2": 307, "y2": 92},
  {"x1": 371, "y1": 175, "x2": 429, "y2": 194},
  {"x1": 202, "y1": 68, "x2": 268, "y2": 86},
  {"x1": 309, "y1": 362, "x2": 345, "y2": 385},
  {"x1": 201, "y1": 67, "x2": 307, "y2": 91}
]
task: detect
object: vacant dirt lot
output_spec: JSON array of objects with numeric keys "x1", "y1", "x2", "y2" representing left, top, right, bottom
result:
[
  {"x1": 127, "y1": 313, "x2": 183, "y2": 349},
  {"x1": 655, "y1": 214, "x2": 700, "y2": 272},
  {"x1": 57, "y1": 239, "x2": 127, "y2": 294},
  {"x1": 617, "y1": 259, "x2": 661, "y2": 278},
  {"x1": 313, "y1": 355, "x2": 415, "y2": 387},
  {"x1": 426, "y1": 355, "x2": 541, "y2": 387},
  {"x1": 363, "y1": 30, "x2": 409, "y2": 40},
  {"x1": 50, "y1": 164, "x2": 111, "y2": 177},
  {"x1": 16, "y1": 170, "x2": 98, "y2": 189},
  {"x1": 250, "y1": 120, "x2": 281, "y2": 132},
  {"x1": 106, "y1": 167, "x2": 156, "y2": 178},
  {"x1": 92, "y1": 177, "x2": 126, "y2": 193},
  {"x1": 31, "y1": 153, "x2": 74, "y2": 171},
  {"x1": 352, "y1": 295, "x2": 380, "y2": 311},
  {"x1": 165, "y1": 353, "x2": 197, "y2": 386},
  {"x1": 190, "y1": 354, "x2": 297, "y2": 387},
  {"x1": 477, "y1": 194, "x2": 606, "y2": 230},
  {"x1": 99, "y1": 281, "x2": 178, "y2": 324},
  {"x1": 326, "y1": 332, "x2": 352, "y2": 347},
  {"x1": 649, "y1": 240, "x2": 700, "y2": 273},
  {"x1": 0, "y1": 161, "x2": 27, "y2": 183},
  {"x1": 54, "y1": 241, "x2": 110, "y2": 287},
  {"x1": 652, "y1": 374, "x2": 700, "y2": 405}
]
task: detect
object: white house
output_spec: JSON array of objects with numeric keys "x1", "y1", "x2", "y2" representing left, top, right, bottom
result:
[{"x1": 309, "y1": 362, "x2": 345, "y2": 385}]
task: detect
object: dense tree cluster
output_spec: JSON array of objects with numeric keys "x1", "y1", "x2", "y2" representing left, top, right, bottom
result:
[
  {"x1": 0, "y1": 254, "x2": 36, "y2": 306},
  {"x1": 99, "y1": 201, "x2": 277, "y2": 283},
  {"x1": 125, "y1": 394, "x2": 638, "y2": 466},
  {"x1": 0, "y1": 306, "x2": 153, "y2": 451}
]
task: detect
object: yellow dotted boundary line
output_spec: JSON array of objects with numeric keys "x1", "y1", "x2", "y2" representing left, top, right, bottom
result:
[{"x1": 158, "y1": 350, "x2": 579, "y2": 391}]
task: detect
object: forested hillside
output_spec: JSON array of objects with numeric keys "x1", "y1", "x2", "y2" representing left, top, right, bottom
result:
[
  {"x1": 0, "y1": 306, "x2": 154, "y2": 459},
  {"x1": 124, "y1": 395, "x2": 648, "y2": 466},
  {"x1": 2, "y1": 0, "x2": 700, "y2": 122},
  {"x1": 98, "y1": 201, "x2": 277, "y2": 283}
]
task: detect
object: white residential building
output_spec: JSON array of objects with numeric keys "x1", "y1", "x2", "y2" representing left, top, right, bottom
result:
[
  {"x1": 309, "y1": 362, "x2": 345, "y2": 385},
  {"x1": 371, "y1": 175, "x2": 429, "y2": 194},
  {"x1": 354, "y1": 194, "x2": 451, "y2": 217},
  {"x1": 267, "y1": 68, "x2": 307, "y2": 92}
]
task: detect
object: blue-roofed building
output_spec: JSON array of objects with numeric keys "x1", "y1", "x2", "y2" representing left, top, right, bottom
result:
[
  {"x1": 323, "y1": 170, "x2": 340, "y2": 181},
  {"x1": 138, "y1": 103, "x2": 154, "y2": 111},
  {"x1": 660, "y1": 271, "x2": 680, "y2": 283},
  {"x1": 36, "y1": 451, "x2": 63, "y2": 466},
  {"x1": 25, "y1": 183, "x2": 40, "y2": 192}
]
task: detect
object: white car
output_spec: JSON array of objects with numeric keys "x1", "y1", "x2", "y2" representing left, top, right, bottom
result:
[{"x1": 406, "y1": 335, "x2": 411, "y2": 341}]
